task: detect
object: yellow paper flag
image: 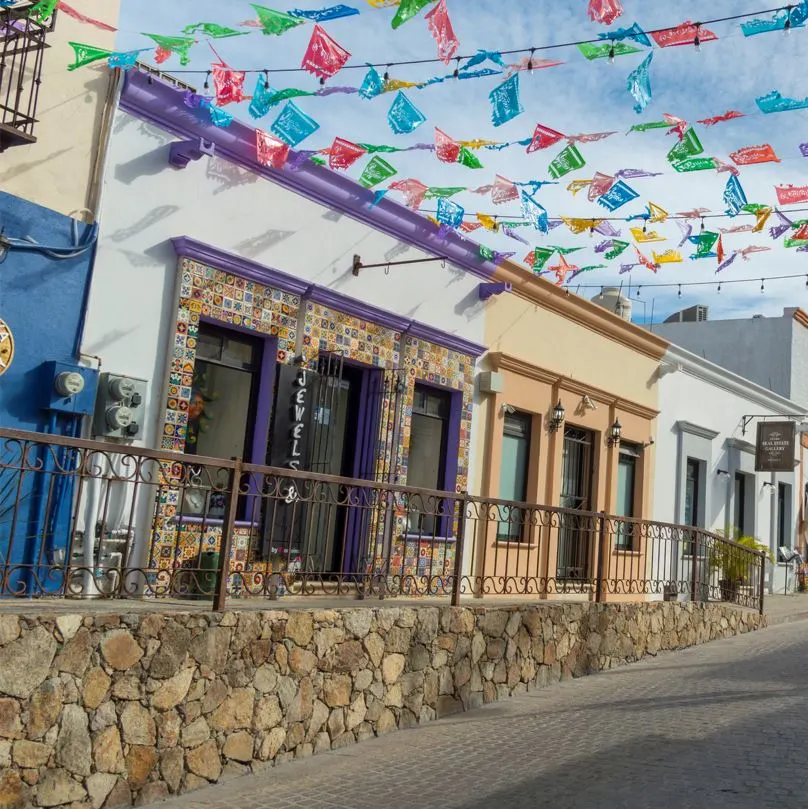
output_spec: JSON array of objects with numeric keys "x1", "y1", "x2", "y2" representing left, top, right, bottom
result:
[
  {"x1": 566, "y1": 179, "x2": 592, "y2": 196},
  {"x1": 647, "y1": 202, "x2": 669, "y2": 223},
  {"x1": 562, "y1": 217, "x2": 602, "y2": 234},
  {"x1": 752, "y1": 207, "x2": 772, "y2": 233},
  {"x1": 383, "y1": 78, "x2": 421, "y2": 92},
  {"x1": 653, "y1": 249, "x2": 683, "y2": 264},
  {"x1": 459, "y1": 139, "x2": 500, "y2": 149},
  {"x1": 630, "y1": 226, "x2": 666, "y2": 243},
  {"x1": 476, "y1": 214, "x2": 498, "y2": 231}
]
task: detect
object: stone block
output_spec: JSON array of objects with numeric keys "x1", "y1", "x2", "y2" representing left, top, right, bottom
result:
[
  {"x1": 100, "y1": 630, "x2": 143, "y2": 672},
  {"x1": 0, "y1": 627, "x2": 57, "y2": 698}
]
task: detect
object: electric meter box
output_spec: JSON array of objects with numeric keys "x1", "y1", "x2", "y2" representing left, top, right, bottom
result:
[
  {"x1": 43, "y1": 362, "x2": 99, "y2": 416},
  {"x1": 92, "y1": 373, "x2": 148, "y2": 440}
]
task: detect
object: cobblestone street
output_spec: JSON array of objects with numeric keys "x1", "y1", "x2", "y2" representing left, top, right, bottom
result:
[{"x1": 144, "y1": 619, "x2": 808, "y2": 809}]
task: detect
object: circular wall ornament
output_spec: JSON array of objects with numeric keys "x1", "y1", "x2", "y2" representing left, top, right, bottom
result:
[{"x1": 0, "y1": 319, "x2": 13, "y2": 377}]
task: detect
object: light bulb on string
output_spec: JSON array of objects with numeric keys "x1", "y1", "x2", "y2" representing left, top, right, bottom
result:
[
  {"x1": 636, "y1": 287, "x2": 641, "y2": 297},
  {"x1": 263, "y1": 70, "x2": 270, "y2": 90},
  {"x1": 528, "y1": 48, "x2": 536, "y2": 71},
  {"x1": 678, "y1": 285, "x2": 682, "y2": 298},
  {"x1": 717, "y1": 282, "x2": 722, "y2": 293},
  {"x1": 383, "y1": 64, "x2": 391, "y2": 82},
  {"x1": 608, "y1": 41, "x2": 616, "y2": 65},
  {"x1": 785, "y1": 5, "x2": 793, "y2": 34},
  {"x1": 805, "y1": 274, "x2": 808, "y2": 287},
  {"x1": 453, "y1": 57, "x2": 461, "y2": 78},
  {"x1": 693, "y1": 23, "x2": 702, "y2": 52},
  {"x1": 761, "y1": 278, "x2": 765, "y2": 293},
  {"x1": 203, "y1": 70, "x2": 210, "y2": 90}
]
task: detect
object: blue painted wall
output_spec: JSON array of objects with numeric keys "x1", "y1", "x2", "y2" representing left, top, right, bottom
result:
[
  {"x1": 0, "y1": 192, "x2": 96, "y2": 594},
  {"x1": 0, "y1": 191, "x2": 95, "y2": 431}
]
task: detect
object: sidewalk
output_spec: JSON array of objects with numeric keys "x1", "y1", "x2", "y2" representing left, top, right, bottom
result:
[{"x1": 764, "y1": 592, "x2": 808, "y2": 625}]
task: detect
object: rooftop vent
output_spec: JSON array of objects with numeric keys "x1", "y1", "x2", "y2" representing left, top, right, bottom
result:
[{"x1": 663, "y1": 304, "x2": 709, "y2": 324}]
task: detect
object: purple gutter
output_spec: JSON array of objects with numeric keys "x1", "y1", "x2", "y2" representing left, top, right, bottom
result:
[
  {"x1": 120, "y1": 69, "x2": 501, "y2": 285},
  {"x1": 173, "y1": 237, "x2": 487, "y2": 358}
]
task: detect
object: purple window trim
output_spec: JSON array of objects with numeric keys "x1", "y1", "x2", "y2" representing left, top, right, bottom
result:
[
  {"x1": 173, "y1": 236, "x2": 488, "y2": 359},
  {"x1": 120, "y1": 69, "x2": 500, "y2": 287}
]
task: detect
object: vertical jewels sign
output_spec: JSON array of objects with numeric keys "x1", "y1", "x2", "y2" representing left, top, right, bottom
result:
[{"x1": 754, "y1": 421, "x2": 796, "y2": 472}]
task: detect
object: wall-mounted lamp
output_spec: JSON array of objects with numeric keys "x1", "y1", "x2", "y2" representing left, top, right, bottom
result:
[
  {"x1": 716, "y1": 469, "x2": 730, "y2": 478},
  {"x1": 581, "y1": 395, "x2": 597, "y2": 412},
  {"x1": 607, "y1": 419, "x2": 622, "y2": 447},
  {"x1": 500, "y1": 403, "x2": 516, "y2": 415},
  {"x1": 642, "y1": 437, "x2": 655, "y2": 449},
  {"x1": 549, "y1": 400, "x2": 565, "y2": 433},
  {"x1": 761, "y1": 481, "x2": 776, "y2": 494}
]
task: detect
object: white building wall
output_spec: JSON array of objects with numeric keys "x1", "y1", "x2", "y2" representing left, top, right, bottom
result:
[
  {"x1": 654, "y1": 347, "x2": 802, "y2": 594},
  {"x1": 82, "y1": 109, "x2": 487, "y2": 451}
]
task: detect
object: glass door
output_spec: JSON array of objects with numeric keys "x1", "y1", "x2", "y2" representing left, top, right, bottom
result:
[{"x1": 557, "y1": 426, "x2": 594, "y2": 579}]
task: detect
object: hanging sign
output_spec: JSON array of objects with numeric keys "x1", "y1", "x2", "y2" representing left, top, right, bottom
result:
[{"x1": 755, "y1": 421, "x2": 796, "y2": 473}]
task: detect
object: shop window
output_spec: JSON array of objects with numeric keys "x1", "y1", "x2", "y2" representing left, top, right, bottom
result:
[
  {"x1": 407, "y1": 384, "x2": 451, "y2": 534},
  {"x1": 497, "y1": 411, "x2": 531, "y2": 541},
  {"x1": 615, "y1": 443, "x2": 639, "y2": 550},
  {"x1": 182, "y1": 323, "x2": 263, "y2": 516},
  {"x1": 778, "y1": 482, "x2": 791, "y2": 547},
  {"x1": 684, "y1": 457, "x2": 702, "y2": 556}
]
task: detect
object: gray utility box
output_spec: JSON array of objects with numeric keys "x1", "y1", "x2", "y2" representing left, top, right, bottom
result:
[{"x1": 93, "y1": 373, "x2": 148, "y2": 440}]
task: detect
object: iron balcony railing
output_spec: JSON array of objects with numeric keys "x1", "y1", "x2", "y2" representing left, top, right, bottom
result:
[
  {"x1": 0, "y1": 3, "x2": 54, "y2": 150},
  {"x1": 0, "y1": 428, "x2": 766, "y2": 613}
]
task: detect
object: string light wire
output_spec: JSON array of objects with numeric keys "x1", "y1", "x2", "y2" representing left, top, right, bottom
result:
[{"x1": 566, "y1": 270, "x2": 808, "y2": 290}]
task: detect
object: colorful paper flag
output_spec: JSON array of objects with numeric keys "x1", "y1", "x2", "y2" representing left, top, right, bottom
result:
[
  {"x1": 457, "y1": 147, "x2": 483, "y2": 169},
  {"x1": 587, "y1": 0, "x2": 624, "y2": 26},
  {"x1": 301, "y1": 24, "x2": 350, "y2": 79},
  {"x1": 526, "y1": 247, "x2": 555, "y2": 272},
  {"x1": 597, "y1": 180, "x2": 638, "y2": 211},
  {"x1": 288, "y1": 5, "x2": 360, "y2": 22},
  {"x1": 436, "y1": 197, "x2": 464, "y2": 228},
  {"x1": 250, "y1": 5, "x2": 303, "y2": 35},
  {"x1": 666, "y1": 128, "x2": 703, "y2": 163},
  {"x1": 328, "y1": 137, "x2": 366, "y2": 170},
  {"x1": 358, "y1": 156, "x2": 397, "y2": 188},
  {"x1": 672, "y1": 157, "x2": 717, "y2": 172},
  {"x1": 604, "y1": 239, "x2": 630, "y2": 260},
  {"x1": 634, "y1": 246, "x2": 658, "y2": 272},
  {"x1": 653, "y1": 250, "x2": 682, "y2": 264},
  {"x1": 182, "y1": 22, "x2": 248, "y2": 38},
  {"x1": 630, "y1": 227, "x2": 666, "y2": 243},
  {"x1": 548, "y1": 144, "x2": 586, "y2": 179},
  {"x1": 211, "y1": 63, "x2": 247, "y2": 106},
  {"x1": 597, "y1": 22, "x2": 651, "y2": 46},
  {"x1": 256, "y1": 130, "x2": 290, "y2": 168},
  {"x1": 270, "y1": 101, "x2": 320, "y2": 146},
  {"x1": 359, "y1": 65, "x2": 384, "y2": 99},
  {"x1": 492, "y1": 174, "x2": 519, "y2": 204},
  {"x1": 489, "y1": 74, "x2": 523, "y2": 127},
  {"x1": 387, "y1": 91, "x2": 426, "y2": 134},
  {"x1": 142, "y1": 34, "x2": 195, "y2": 65},
  {"x1": 526, "y1": 123, "x2": 565, "y2": 152},
  {"x1": 521, "y1": 191, "x2": 549, "y2": 233},
  {"x1": 716, "y1": 234, "x2": 725, "y2": 264},
  {"x1": 391, "y1": 0, "x2": 435, "y2": 29},
  {"x1": 577, "y1": 41, "x2": 642, "y2": 60},
  {"x1": 756, "y1": 90, "x2": 808, "y2": 114},
  {"x1": 730, "y1": 145, "x2": 780, "y2": 165},
  {"x1": 425, "y1": 0, "x2": 458, "y2": 64},
  {"x1": 697, "y1": 110, "x2": 745, "y2": 126},
  {"x1": 723, "y1": 174, "x2": 748, "y2": 216},
  {"x1": 651, "y1": 21, "x2": 718, "y2": 47},
  {"x1": 66, "y1": 41, "x2": 113, "y2": 71},
  {"x1": 29, "y1": 0, "x2": 59, "y2": 22},
  {"x1": 588, "y1": 172, "x2": 615, "y2": 201},
  {"x1": 389, "y1": 178, "x2": 429, "y2": 209},
  {"x1": 434, "y1": 128, "x2": 460, "y2": 163},
  {"x1": 249, "y1": 76, "x2": 275, "y2": 119},
  {"x1": 776, "y1": 185, "x2": 808, "y2": 205},
  {"x1": 627, "y1": 53, "x2": 653, "y2": 114}
]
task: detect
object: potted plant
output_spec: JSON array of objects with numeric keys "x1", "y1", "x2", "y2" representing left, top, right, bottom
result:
[{"x1": 711, "y1": 529, "x2": 772, "y2": 602}]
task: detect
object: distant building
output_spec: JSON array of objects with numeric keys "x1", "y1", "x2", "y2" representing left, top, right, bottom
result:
[{"x1": 653, "y1": 307, "x2": 808, "y2": 408}]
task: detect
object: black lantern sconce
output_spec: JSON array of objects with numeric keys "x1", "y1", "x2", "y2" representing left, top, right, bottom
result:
[
  {"x1": 607, "y1": 419, "x2": 622, "y2": 447},
  {"x1": 549, "y1": 400, "x2": 565, "y2": 433}
]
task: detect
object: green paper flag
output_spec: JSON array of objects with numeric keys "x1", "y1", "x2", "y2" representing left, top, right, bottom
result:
[
  {"x1": 267, "y1": 88, "x2": 316, "y2": 105},
  {"x1": 182, "y1": 23, "x2": 248, "y2": 38},
  {"x1": 785, "y1": 238, "x2": 808, "y2": 248},
  {"x1": 143, "y1": 34, "x2": 196, "y2": 66},
  {"x1": 479, "y1": 245, "x2": 495, "y2": 261},
  {"x1": 604, "y1": 240, "x2": 630, "y2": 260},
  {"x1": 742, "y1": 203, "x2": 768, "y2": 213},
  {"x1": 357, "y1": 143, "x2": 402, "y2": 154},
  {"x1": 29, "y1": 0, "x2": 59, "y2": 23},
  {"x1": 577, "y1": 41, "x2": 643, "y2": 60},
  {"x1": 671, "y1": 157, "x2": 717, "y2": 173},
  {"x1": 250, "y1": 4, "x2": 304, "y2": 35},
  {"x1": 391, "y1": 0, "x2": 436, "y2": 29},
  {"x1": 310, "y1": 155, "x2": 327, "y2": 166},
  {"x1": 424, "y1": 186, "x2": 466, "y2": 199},
  {"x1": 66, "y1": 42, "x2": 114, "y2": 71},
  {"x1": 549, "y1": 245, "x2": 585, "y2": 255},
  {"x1": 532, "y1": 247, "x2": 554, "y2": 271},
  {"x1": 666, "y1": 128, "x2": 703, "y2": 163},
  {"x1": 548, "y1": 144, "x2": 586, "y2": 179},
  {"x1": 457, "y1": 147, "x2": 484, "y2": 169},
  {"x1": 629, "y1": 121, "x2": 672, "y2": 133},
  {"x1": 696, "y1": 231, "x2": 719, "y2": 257},
  {"x1": 359, "y1": 156, "x2": 397, "y2": 188}
]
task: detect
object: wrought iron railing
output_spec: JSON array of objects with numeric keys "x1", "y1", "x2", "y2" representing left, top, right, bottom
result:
[
  {"x1": 0, "y1": 3, "x2": 54, "y2": 150},
  {"x1": 0, "y1": 428, "x2": 766, "y2": 613}
]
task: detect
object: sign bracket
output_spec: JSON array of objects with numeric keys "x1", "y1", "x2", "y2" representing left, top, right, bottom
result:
[{"x1": 741, "y1": 413, "x2": 806, "y2": 436}]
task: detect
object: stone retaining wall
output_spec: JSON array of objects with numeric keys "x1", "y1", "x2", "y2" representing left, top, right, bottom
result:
[{"x1": 0, "y1": 602, "x2": 765, "y2": 808}]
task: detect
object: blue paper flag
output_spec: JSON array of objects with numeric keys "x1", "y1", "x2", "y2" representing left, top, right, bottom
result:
[
  {"x1": 490, "y1": 74, "x2": 523, "y2": 127},
  {"x1": 723, "y1": 175, "x2": 748, "y2": 217},
  {"x1": 462, "y1": 49, "x2": 506, "y2": 71},
  {"x1": 271, "y1": 101, "x2": 320, "y2": 146},
  {"x1": 208, "y1": 104, "x2": 233, "y2": 128},
  {"x1": 359, "y1": 65, "x2": 384, "y2": 100},
  {"x1": 108, "y1": 50, "x2": 143, "y2": 70},
  {"x1": 436, "y1": 198, "x2": 464, "y2": 229},
  {"x1": 597, "y1": 180, "x2": 639, "y2": 211},
  {"x1": 741, "y1": 4, "x2": 808, "y2": 36},
  {"x1": 521, "y1": 191, "x2": 548, "y2": 233},
  {"x1": 756, "y1": 90, "x2": 808, "y2": 114},
  {"x1": 370, "y1": 190, "x2": 388, "y2": 208},
  {"x1": 387, "y1": 91, "x2": 426, "y2": 134},
  {"x1": 248, "y1": 77, "x2": 275, "y2": 119},
  {"x1": 626, "y1": 52, "x2": 653, "y2": 114},
  {"x1": 598, "y1": 22, "x2": 652, "y2": 47},
  {"x1": 288, "y1": 5, "x2": 359, "y2": 22}
]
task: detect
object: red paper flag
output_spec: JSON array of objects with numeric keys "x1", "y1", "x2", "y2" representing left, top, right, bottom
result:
[
  {"x1": 663, "y1": 113, "x2": 688, "y2": 140},
  {"x1": 154, "y1": 46, "x2": 172, "y2": 64},
  {"x1": 716, "y1": 234, "x2": 725, "y2": 264},
  {"x1": 57, "y1": 1, "x2": 117, "y2": 31},
  {"x1": 256, "y1": 130, "x2": 290, "y2": 168},
  {"x1": 652, "y1": 21, "x2": 718, "y2": 48},
  {"x1": 328, "y1": 137, "x2": 366, "y2": 170},
  {"x1": 549, "y1": 255, "x2": 577, "y2": 286},
  {"x1": 301, "y1": 24, "x2": 350, "y2": 79},
  {"x1": 587, "y1": 0, "x2": 624, "y2": 25},
  {"x1": 211, "y1": 62, "x2": 247, "y2": 106},
  {"x1": 730, "y1": 144, "x2": 780, "y2": 165},
  {"x1": 588, "y1": 172, "x2": 615, "y2": 202},
  {"x1": 697, "y1": 110, "x2": 745, "y2": 126},
  {"x1": 389, "y1": 178, "x2": 429, "y2": 210},
  {"x1": 793, "y1": 223, "x2": 808, "y2": 241},
  {"x1": 460, "y1": 222, "x2": 483, "y2": 233},
  {"x1": 526, "y1": 123, "x2": 565, "y2": 153},
  {"x1": 634, "y1": 247, "x2": 658, "y2": 272},
  {"x1": 435, "y1": 128, "x2": 461, "y2": 163},
  {"x1": 425, "y1": 0, "x2": 458, "y2": 64},
  {"x1": 491, "y1": 174, "x2": 519, "y2": 204},
  {"x1": 776, "y1": 185, "x2": 808, "y2": 205}
]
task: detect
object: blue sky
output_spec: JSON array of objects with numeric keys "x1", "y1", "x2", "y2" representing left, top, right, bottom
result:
[{"x1": 112, "y1": 0, "x2": 808, "y2": 324}]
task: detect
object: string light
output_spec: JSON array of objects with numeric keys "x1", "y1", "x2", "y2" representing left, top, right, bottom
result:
[
  {"x1": 607, "y1": 41, "x2": 616, "y2": 65},
  {"x1": 785, "y1": 4, "x2": 793, "y2": 34},
  {"x1": 263, "y1": 69, "x2": 270, "y2": 90},
  {"x1": 567, "y1": 270, "x2": 808, "y2": 291},
  {"x1": 453, "y1": 57, "x2": 461, "y2": 78},
  {"x1": 678, "y1": 284, "x2": 682, "y2": 297},
  {"x1": 761, "y1": 278, "x2": 766, "y2": 292},
  {"x1": 717, "y1": 282, "x2": 722, "y2": 293},
  {"x1": 203, "y1": 70, "x2": 210, "y2": 90},
  {"x1": 527, "y1": 48, "x2": 536, "y2": 71},
  {"x1": 693, "y1": 22, "x2": 702, "y2": 52}
]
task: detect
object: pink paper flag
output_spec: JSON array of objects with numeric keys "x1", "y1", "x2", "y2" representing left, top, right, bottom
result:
[
  {"x1": 507, "y1": 56, "x2": 564, "y2": 73},
  {"x1": 730, "y1": 144, "x2": 780, "y2": 165},
  {"x1": 425, "y1": 0, "x2": 458, "y2": 64},
  {"x1": 566, "y1": 131, "x2": 617, "y2": 144},
  {"x1": 492, "y1": 174, "x2": 519, "y2": 204},
  {"x1": 652, "y1": 21, "x2": 718, "y2": 47},
  {"x1": 714, "y1": 158, "x2": 739, "y2": 177},
  {"x1": 435, "y1": 128, "x2": 461, "y2": 163},
  {"x1": 719, "y1": 224, "x2": 754, "y2": 234},
  {"x1": 301, "y1": 24, "x2": 350, "y2": 80},
  {"x1": 776, "y1": 185, "x2": 808, "y2": 205},
  {"x1": 328, "y1": 137, "x2": 366, "y2": 170},
  {"x1": 549, "y1": 254, "x2": 577, "y2": 285},
  {"x1": 389, "y1": 178, "x2": 429, "y2": 210},
  {"x1": 634, "y1": 246, "x2": 658, "y2": 272},
  {"x1": 154, "y1": 46, "x2": 172, "y2": 64},
  {"x1": 459, "y1": 222, "x2": 483, "y2": 232},
  {"x1": 526, "y1": 123, "x2": 565, "y2": 153},
  {"x1": 697, "y1": 110, "x2": 745, "y2": 126},
  {"x1": 57, "y1": 1, "x2": 117, "y2": 31},
  {"x1": 739, "y1": 245, "x2": 771, "y2": 259},
  {"x1": 588, "y1": 172, "x2": 615, "y2": 201},
  {"x1": 587, "y1": 0, "x2": 624, "y2": 25},
  {"x1": 663, "y1": 113, "x2": 688, "y2": 140},
  {"x1": 256, "y1": 130, "x2": 290, "y2": 168},
  {"x1": 212, "y1": 63, "x2": 247, "y2": 106}
]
